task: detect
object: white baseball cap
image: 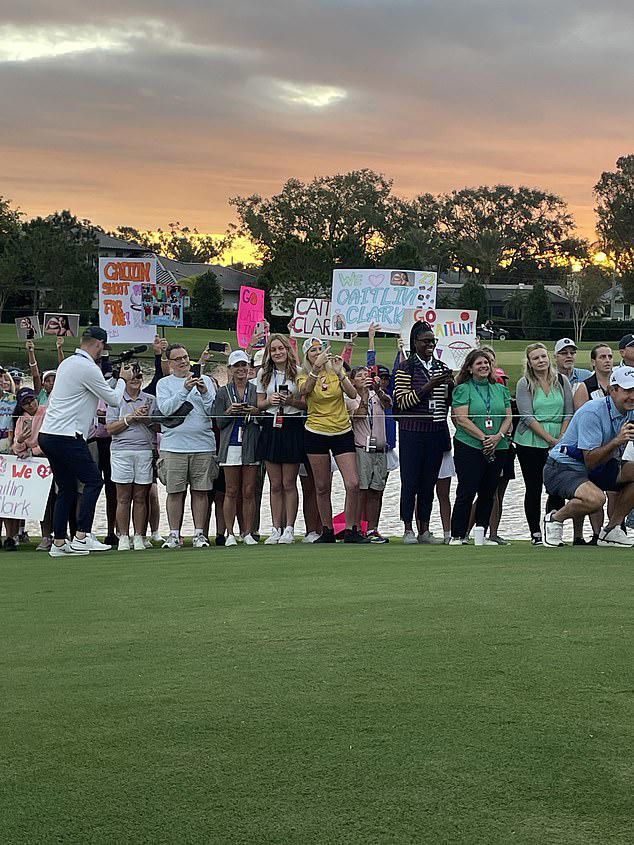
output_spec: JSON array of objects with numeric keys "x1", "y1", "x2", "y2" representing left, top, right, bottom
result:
[
  {"x1": 228, "y1": 350, "x2": 249, "y2": 366},
  {"x1": 610, "y1": 367, "x2": 634, "y2": 389},
  {"x1": 554, "y1": 338, "x2": 577, "y2": 354},
  {"x1": 252, "y1": 349, "x2": 264, "y2": 367},
  {"x1": 302, "y1": 337, "x2": 326, "y2": 356}
]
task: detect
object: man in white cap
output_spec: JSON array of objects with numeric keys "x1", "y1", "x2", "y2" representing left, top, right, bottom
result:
[
  {"x1": 554, "y1": 338, "x2": 591, "y2": 392},
  {"x1": 542, "y1": 366, "x2": 634, "y2": 547}
]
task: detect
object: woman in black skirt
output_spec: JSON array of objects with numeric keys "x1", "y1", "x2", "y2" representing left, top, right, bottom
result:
[{"x1": 256, "y1": 334, "x2": 307, "y2": 544}]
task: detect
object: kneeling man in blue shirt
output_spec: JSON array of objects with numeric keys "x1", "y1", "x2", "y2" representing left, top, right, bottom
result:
[{"x1": 543, "y1": 366, "x2": 634, "y2": 547}]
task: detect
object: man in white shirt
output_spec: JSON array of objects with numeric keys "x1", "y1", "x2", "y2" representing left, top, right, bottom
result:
[
  {"x1": 39, "y1": 326, "x2": 133, "y2": 557},
  {"x1": 155, "y1": 344, "x2": 217, "y2": 548}
]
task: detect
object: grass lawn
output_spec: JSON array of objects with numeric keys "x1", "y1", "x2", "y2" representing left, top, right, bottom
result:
[
  {"x1": 1, "y1": 543, "x2": 632, "y2": 843},
  {"x1": 0, "y1": 323, "x2": 604, "y2": 392}
]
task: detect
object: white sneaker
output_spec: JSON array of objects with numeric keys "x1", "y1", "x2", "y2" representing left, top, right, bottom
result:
[
  {"x1": 118, "y1": 535, "x2": 131, "y2": 551},
  {"x1": 265, "y1": 528, "x2": 281, "y2": 545},
  {"x1": 449, "y1": 538, "x2": 464, "y2": 545},
  {"x1": 279, "y1": 526, "x2": 295, "y2": 544},
  {"x1": 133, "y1": 535, "x2": 146, "y2": 551},
  {"x1": 193, "y1": 534, "x2": 210, "y2": 548},
  {"x1": 542, "y1": 511, "x2": 564, "y2": 547},
  {"x1": 302, "y1": 532, "x2": 320, "y2": 543},
  {"x1": 143, "y1": 537, "x2": 153, "y2": 548},
  {"x1": 151, "y1": 531, "x2": 165, "y2": 543},
  {"x1": 162, "y1": 535, "x2": 180, "y2": 549},
  {"x1": 403, "y1": 529, "x2": 417, "y2": 545},
  {"x1": 243, "y1": 533, "x2": 259, "y2": 545},
  {"x1": 598, "y1": 525, "x2": 634, "y2": 547},
  {"x1": 225, "y1": 534, "x2": 238, "y2": 547},
  {"x1": 417, "y1": 530, "x2": 443, "y2": 545},
  {"x1": 71, "y1": 535, "x2": 111, "y2": 552},
  {"x1": 49, "y1": 541, "x2": 89, "y2": 557}
]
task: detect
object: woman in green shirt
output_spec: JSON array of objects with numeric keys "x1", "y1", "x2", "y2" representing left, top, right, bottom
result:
[
  {"x1": 450, "y1": 350, "x2": 512, "y2": 543},
  {"x1": 514, "y1": 342, "x2": 573, "y2": 543}
]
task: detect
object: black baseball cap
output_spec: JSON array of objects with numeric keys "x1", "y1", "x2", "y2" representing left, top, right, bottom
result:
[
  {"x1": 377, "y1": 365, "x2": 390, "y2": 378},
  {"x1": 618, "y1": 334, "x2": 634, "y2": 350},
  {"x1": 82, "y1": 326, "x2": 110, "y2": 347},
  {"x1": 16, "y1": 387, "x2": 37, "y2": 406}
]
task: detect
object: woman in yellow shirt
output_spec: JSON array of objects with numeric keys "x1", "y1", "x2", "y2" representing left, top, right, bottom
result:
[{"x1": 298, "y1": 338, "x2": 366, "y2": 544}]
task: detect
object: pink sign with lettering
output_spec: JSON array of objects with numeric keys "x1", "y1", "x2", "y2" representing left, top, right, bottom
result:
[{"x1": 237, "y1": 286, "x2": 265, "y2": 349}]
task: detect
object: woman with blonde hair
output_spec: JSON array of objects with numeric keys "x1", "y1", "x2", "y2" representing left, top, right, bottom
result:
[
  {"x1": 256, "y1": 333, "x2": 306, "y2": 544},
  {"x1": 514, "y1": 342, "x2": 573, "y2": 544},
  {"x1": 297, "y1": 337, "x2": 365, "y2": 544}
]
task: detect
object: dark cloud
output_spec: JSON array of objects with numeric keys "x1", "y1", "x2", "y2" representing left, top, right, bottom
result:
[{"x1": 1, "y1": 1, "x2": 633, "y2": 235}]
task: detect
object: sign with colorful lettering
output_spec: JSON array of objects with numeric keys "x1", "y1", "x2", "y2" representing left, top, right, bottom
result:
[
  {"x1": 237, "y1": 286, "x2": 266, "y2": 349},
  {"x1": 401, "y1": 308, "x2": 478, "y2": 369},
  {"x1": 289, "y1": 298, "x2": 343, "y2": 340},
  {"x1": 330, "y1": 269, "x2": 437, "y2": 334},
  {"x1": 0, "y1": 454, "x2": 53, "y2": 521},
  {"x1": 98, "y1": 257, "x2": 156, "y2": 344}
]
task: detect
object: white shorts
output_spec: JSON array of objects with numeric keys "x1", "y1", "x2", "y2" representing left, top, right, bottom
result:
[
  {"x1": 438, "y1": 450, "x2": 455, "y2": 480},
  {"x1": 111, "y1": 450, "x2": 154, "y2": 485},
  {"x1": 220, "y1": 445, "x2": 258, "y2": 467}
]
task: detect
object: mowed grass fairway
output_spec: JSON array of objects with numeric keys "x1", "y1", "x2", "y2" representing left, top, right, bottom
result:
[{"x1": 1, "y1": 545, "x2": 632, "y2": 844}]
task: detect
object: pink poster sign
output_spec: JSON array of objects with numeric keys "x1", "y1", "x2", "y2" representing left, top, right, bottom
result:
[{"x1": 237, "y1": 286, "x2": 265, "y2": 349}]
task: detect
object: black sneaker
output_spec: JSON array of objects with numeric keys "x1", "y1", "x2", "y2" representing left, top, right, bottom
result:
[
  {"x1": 215, "y1": 534, "x2": 226, "y2": 547},
  {"x1": 3, "y1": 537, "x2": 18, "y2": 552},
  {"x1": 314, "y1": 527, "x2": 336, "y2": 543},
  {"x1": 367, "y1": 530, "x2": 389, "y2": 544},
  {"x1": 531, "y1": 534, "x2": 543, "y2": 546},
  {"x1": 573, "y1": 537, "x2": 588, "y2": 546},
  {"x1": 104, "y1": 533, "x2": 119, "y2": 547},
  {"x1": 588, "y1": 534, "x2": 599, "y2": 546},
  {"x1": 343, "y1": 528, "x2": 370, "y2": 544}
]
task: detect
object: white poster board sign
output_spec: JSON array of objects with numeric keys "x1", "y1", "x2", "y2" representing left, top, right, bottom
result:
[
  {"x1": 401, "y1": 308, "x2": 478, "y2": 369},
  {"x1": 330, "y1": 269, "x2": 437, "y2": 333},
  {"x1": 98, "y1": 257, "x2": 156, "y2": 344},
  {"x1": 289, "y1": 298, "x2": 343, "y2": 340},
  {"x1": 0, "y1": 454, "x2": 53, "y2": 521}
]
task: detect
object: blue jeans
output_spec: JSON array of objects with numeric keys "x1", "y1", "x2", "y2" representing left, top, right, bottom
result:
[{"x1": 38, "y1": 433, "x2": 103, "y2": 540}]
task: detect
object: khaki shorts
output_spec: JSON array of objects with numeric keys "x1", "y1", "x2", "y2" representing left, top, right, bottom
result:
[
  {"x1": 355, "y1": 447, "x2": 388, "y2": 492},
  {"x1": 158, "y1": 451, "x2": 218, "y2": 494}
]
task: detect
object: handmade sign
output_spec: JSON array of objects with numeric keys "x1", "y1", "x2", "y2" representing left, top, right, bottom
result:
[
  {"x1": 15, "y1": 316, "x2": 41, "y2": 341},
  {"x1": 43, "y1": 313, "x2": 80, "y2": 337},
  {"x1": 98, "y1": 257, "x2": 156, "y2": 344},
  {"x1": 330, "y1": 269, "x2": 437, "y2": 333},
  {"x1": 289, "y1": 297, "x2": 343, "y2": 340},
  {"x1": 141, "y1": 283, "x2": 184, "y2": 327},
  {"x1": 0, "y1": 454, "x2": 53, "y2": 521},
  {"x1": 237, "y1": 286, "x2": 266, "y2": 349},
  {"x1": 401, "y1": 308, "x2": 478, "y2": 369}
]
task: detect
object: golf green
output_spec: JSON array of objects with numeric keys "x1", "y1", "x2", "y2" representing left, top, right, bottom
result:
[{"x1": 1, "y1": 544, "x2": 632, "y2": 844}]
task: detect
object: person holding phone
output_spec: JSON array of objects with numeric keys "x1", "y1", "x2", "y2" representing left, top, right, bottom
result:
[
  {"x1": 212, "y1": 351, "x2": 261, "y2": 546},
  {"x1": 106, "y1": 365, "x2": 158, "y2": 551},
  {"x1": 297, "y1": 337, "x2": 363, "y2": 543},
  {"x1": 394, "y1": 320, "x2": 454, "y2": 545},
  {"x1": 256, "y1": 334, "x2": 306, "y2": 544}
]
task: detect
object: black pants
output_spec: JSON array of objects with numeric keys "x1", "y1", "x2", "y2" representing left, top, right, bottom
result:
[
  {"x1": 399, "y1": 428, "x2": 446, "y2": 525},
  {"x1": 451, "y1": 438, "x2": 505, "y2": 539},
  {"x1": 38, "y1": 433, "x2": 103, "y2": 540},
  {"x1": 515, "y1": 444, "x2": 565, "y2": 535}
]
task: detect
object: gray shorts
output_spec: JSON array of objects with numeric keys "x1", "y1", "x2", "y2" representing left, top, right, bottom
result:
[
  {"x1": 543, "y1": 457, "x2": 621, "y2": 501},
  {"x1": 355, "y1": 447, "x2": 388, "y2": 492},
  {"x1": 158, "y1": 451, "x2": 218, "y2": 494}
]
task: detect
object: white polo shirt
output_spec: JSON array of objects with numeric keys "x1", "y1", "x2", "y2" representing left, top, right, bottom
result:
[{"x1": 39, "y1": 349, "x2": 127, "y2": 439}]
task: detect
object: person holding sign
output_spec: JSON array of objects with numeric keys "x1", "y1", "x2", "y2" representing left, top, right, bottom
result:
[
  {"x1": 297, "y1": 338, "x2": 365, "y2": 544},
  {"x1": 256, "y1": 334, "x2": 306, "y2": 544},
  {"x1": 449, "y1": 350, "x2": 512, "y2": 545}
]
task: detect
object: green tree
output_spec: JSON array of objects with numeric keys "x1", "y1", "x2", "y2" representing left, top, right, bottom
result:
[
  {"x1": 594, "y1": 155, "x2": 634, "y2": 276},
  {"x1": 440, "y1": 185, "x2": 577, "y2": 281},
  {"x1": 257, "y1": 238, "x2": 334, "y2": 312},
  {"x1": 522, "y1": 283, "x2": 551, "y2": 339},
  {"x1": 0, "y1": 196, "x2": 23, "y2": 321},
  {"x1": 562, "y1": 266, "x2": 611, "y2": 343},
  {"x1": 112, "y1": 222, "x2": 228, "y2": 263},
  {"x1": 21, "y1": 211, "x2": 98, "y2": 313},
  {"x1": 457, "y1": 277, "x2": 488, "y2": 317},
  {"x1": 189, "y1": 270, "x2": 224, "y2": 328}
]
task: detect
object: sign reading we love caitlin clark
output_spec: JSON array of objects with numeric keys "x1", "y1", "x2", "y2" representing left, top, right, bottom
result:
[{"x1": 0, "y1": 454, "x2": 54, "y2": 521}]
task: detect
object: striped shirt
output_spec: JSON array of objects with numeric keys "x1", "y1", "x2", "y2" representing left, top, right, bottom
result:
[{"x1": 394, "y1": 356, "x2": 452, "y2": 435}]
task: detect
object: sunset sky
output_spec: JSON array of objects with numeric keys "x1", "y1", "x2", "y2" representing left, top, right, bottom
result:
[{"x1": 2, "y1": 1, "x2": 633, "y2": 252}]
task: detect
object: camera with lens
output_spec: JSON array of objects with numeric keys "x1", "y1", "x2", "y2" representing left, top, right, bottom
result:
[{"x1": 103, "y1": 345, "x2": 147, "y2": 380}]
